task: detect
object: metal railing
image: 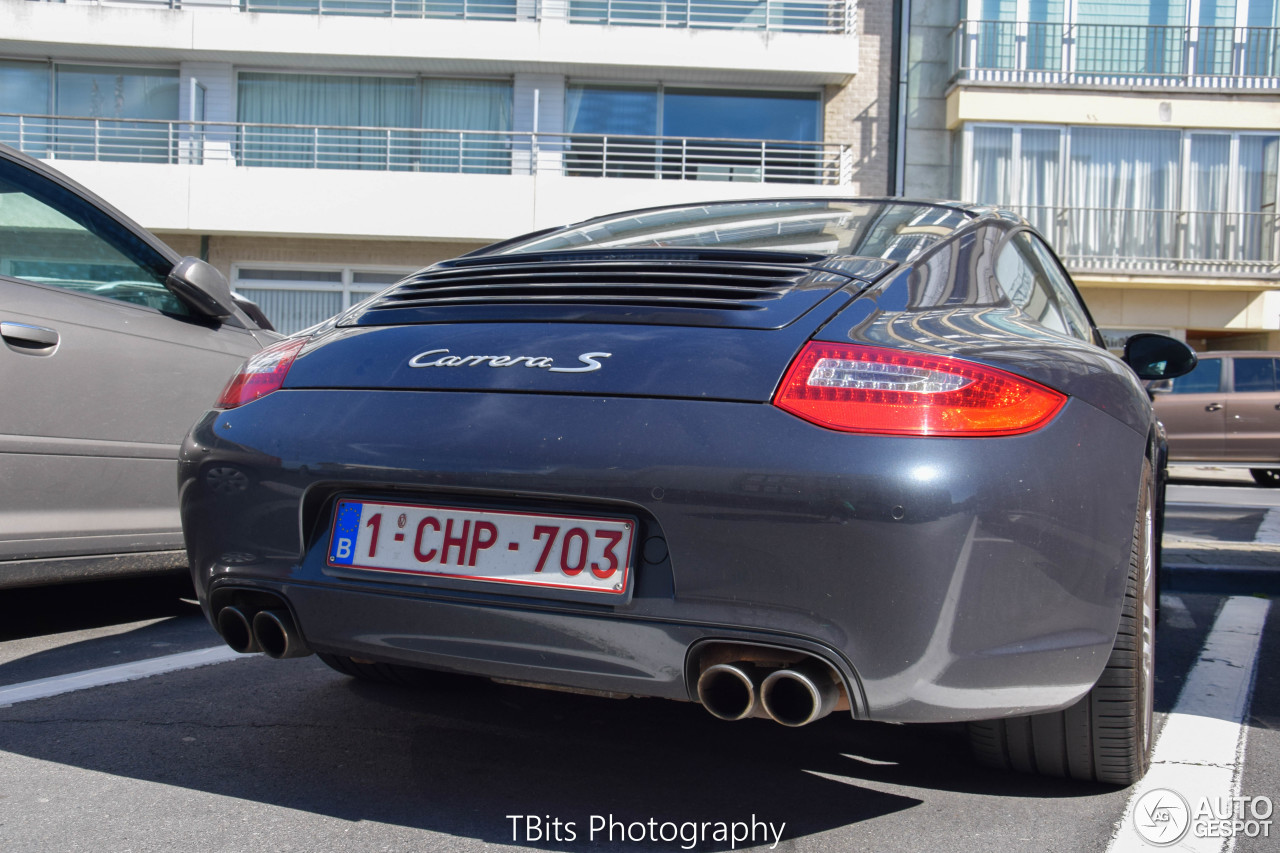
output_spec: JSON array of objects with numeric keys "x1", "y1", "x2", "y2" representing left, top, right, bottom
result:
[
  {"x1": 1011, "y1": 205, "x2": 1280, "y2": 276},
  {"x1": 41, "y1": 0, "x2": 855, "y2": 34},
  {"x1": 0, "y1": 113, "x2": 853, "y2": 185},
  {"x1": 561, "y1": 0, "x2": 851, "y2": 33},
  {"x1": 952, "y1": 20, "x2": 1280, "y2": 88}
]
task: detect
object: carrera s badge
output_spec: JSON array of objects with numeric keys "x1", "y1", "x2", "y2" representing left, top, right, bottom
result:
[{"x1": 408, "y1": 348, "x2": 611, "y2": 373}]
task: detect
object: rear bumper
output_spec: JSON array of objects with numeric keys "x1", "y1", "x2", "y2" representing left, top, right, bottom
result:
[{"x1": 180, "y1": 388, "x2": 1146, "y2": 723}]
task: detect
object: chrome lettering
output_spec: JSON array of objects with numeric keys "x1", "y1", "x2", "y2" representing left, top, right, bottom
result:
[
  {"x1": 409, "y1": 348, "x2": 610, "y2": 373},
  {"x1": 408, "y1": 348, "x2": 450, "y2": 367},
  {"x1": 548, "y1": 352, "x2": 612, "y2": 374}
]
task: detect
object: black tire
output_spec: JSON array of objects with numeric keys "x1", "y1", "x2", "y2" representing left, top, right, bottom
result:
[
  {"x1": 968, "y1": 457, "x2": 1155, "y2": 785},
  {"x1": 1250, "y1": 468, "x2": 1280, "y2": 487},
  {"x1": 317, "y1": 652, "x2": 435, "y2": 687}
]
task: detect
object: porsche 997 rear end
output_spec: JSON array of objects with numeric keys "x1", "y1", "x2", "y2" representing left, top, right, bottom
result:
[{"x1": 180, "y1": 200, "x2": 1182, "y2": 784}]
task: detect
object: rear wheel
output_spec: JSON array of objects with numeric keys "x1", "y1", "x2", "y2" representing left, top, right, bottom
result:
[
  {"x1": 1250, "y1": 468, "x2": 1280, "y2": 487},
  {"x1": 968, "y1": 457, "x2": 1155, "y2": 785}
]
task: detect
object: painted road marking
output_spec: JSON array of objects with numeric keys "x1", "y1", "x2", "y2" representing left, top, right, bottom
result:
[
  {"x1": 1254, "y1": 507, "x2": 1280, "y2": 545},
  {"x1": 0, "y1": 646, "x2": 248, "y2": 707},
  {"x1": 1108, "y1": 595, "x2": 1271, "y2": 852},
  {"x1": 1159, "y1": 594, "x2": 1196, "y2": 630}
]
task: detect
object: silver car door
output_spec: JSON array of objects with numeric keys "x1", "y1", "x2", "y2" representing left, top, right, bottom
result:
[{"x1": 0, "y1": 155, "x2": 261, "y2": 565}]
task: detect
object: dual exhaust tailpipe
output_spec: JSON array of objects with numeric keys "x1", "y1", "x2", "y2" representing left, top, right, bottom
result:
[
  {"x1": 697, "y1": 659, "x2": 842, "y2": 727},
  {"x1": 216, "y1": 604, "x2": 312, "y2": 659}
]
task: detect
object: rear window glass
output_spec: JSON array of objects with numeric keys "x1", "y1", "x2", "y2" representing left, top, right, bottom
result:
[
  {"x1": 993, "y1": 231, "x2": 1092, "y2": 342},
  {"x1": 488, "y1": 200, "x2": 973, "y2": 262},
  {"x1": 1233, "y1": 358, "x2": 1279, "y2": 392},
  {"x1": 1169, "y1": 358, "x2": 1222, "y2": 394}
]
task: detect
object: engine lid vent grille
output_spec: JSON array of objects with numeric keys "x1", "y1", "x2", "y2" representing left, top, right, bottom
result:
[{"x1": 351, "y1": 254, "x2": 874, "y2": 330}]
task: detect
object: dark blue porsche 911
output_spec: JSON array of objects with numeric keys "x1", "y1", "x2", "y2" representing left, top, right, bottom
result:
[{"x1": 179, "y1": 199, "x2": 1195, "y2": 785}]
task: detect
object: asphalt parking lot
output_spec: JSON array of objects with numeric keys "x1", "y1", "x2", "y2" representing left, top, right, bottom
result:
[{"x1": 0, "y1": 471, "x2": 1275, "y2": 853}]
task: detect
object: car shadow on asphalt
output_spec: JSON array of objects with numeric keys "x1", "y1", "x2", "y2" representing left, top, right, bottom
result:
[
  {"x1": 1, "y1": 585, "x2": 1229, "y2": 847},
  {"x1": 0, "y1": 641, "x2": 1128, "y2": 852},
  {"x1": 0, "y1": 587, "x2": 1218, "y2": 850},
  {"x1": 0, "y1": 575, "x2": 212, "y2": 687},
  {"x1": 0, "y1": 575, "x2": 198, "y2": 642}
]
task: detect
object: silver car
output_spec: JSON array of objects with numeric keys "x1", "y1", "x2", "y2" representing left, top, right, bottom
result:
[{"x1": 0, "y1": 144, "x2": 276, "y2": 587}]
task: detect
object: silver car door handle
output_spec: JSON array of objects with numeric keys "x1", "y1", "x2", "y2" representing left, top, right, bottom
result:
[
  {"x1": 0, "y1": 321, "x2": 60, "y2": 348},
  {"x1": 1204, "y1": 403, "x2": 1223, "y2": 412}
]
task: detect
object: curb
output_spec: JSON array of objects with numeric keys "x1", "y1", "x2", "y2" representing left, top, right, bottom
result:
[{"x1": 1162, "y1": 563, "x2": 1280, "y2": 596}]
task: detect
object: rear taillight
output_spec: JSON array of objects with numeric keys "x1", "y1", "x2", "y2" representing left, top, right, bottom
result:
[
  {"x1": 215, "y1": 339, "x2": 306, "y2": 410},
  {"x1": 773, "y1": 343, "x2": 1066, "y2": 436}
]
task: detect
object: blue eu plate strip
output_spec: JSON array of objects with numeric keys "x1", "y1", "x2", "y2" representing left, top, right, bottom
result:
[{"x1": 329, "y1": 500, "x2": 363, "y2": 565}]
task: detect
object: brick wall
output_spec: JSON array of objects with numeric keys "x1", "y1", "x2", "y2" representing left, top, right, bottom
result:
[{"x1": 824, "y1": 0, "x2": 896, "y2": 195}]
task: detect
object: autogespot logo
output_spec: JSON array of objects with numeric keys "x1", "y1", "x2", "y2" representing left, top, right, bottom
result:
[{"x1": 1133, "y1": 788, "x2": 1192, "y2": 846}]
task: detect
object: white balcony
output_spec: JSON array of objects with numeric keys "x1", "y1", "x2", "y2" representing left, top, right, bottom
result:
[
  {"x1": 2, "y1": 1, "x2": 858, "y2": 84},
  {"x1": 952, "y1": 19, "x2": 1280, "y2": 90},
  {"x1": 44, "y1": 0, "x2": 855, "y2": 35},
  {"x1": 1007, "y1": 205, "x2": 1279, "y2": 279},
  {"x1": 0, "y1": 113, "x2": 857, "y2": 241}
]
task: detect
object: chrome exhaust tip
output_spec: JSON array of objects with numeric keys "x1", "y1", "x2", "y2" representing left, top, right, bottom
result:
[
  {"x1": 216, "y1": 605, "x2": 260, "y2": 654},
  {"x1": 696, "y1": 663, "x2": 758, "y2": 721},
  {"x1": 760, "y1": 662, "x2": 840, "y2": 727},
  {"x1": 251, "y1": 608, "x2": 312, "y2": 660}
]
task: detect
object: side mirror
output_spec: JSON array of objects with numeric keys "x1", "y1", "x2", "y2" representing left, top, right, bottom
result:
[
  {"x1": 167, "y1": 257, "x2": 235, "y2": 320},
  {"x1": 1123, "y1": 333, "x2": 1198, "y2": 381},
  {"x1": 1146, "y1": 379, "x2": 1174, "y2": 395}
]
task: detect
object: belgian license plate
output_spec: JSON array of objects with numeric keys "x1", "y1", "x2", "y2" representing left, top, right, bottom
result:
[{"x1": 326, "y1": 498, "x2": 635, "y2": 598}]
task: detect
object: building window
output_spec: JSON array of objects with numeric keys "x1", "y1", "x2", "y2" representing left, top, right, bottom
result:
[
  {"x1": 1068, "y1": 126, "x2": 1181, "y2": 263},
  {"x1": 420, "y1": 78, "x2": 513, "y2": 174},
  {"x1": 0, "y1": 59, "x2": 50, "y2": 115},
  {"x1": 233, "y1": 268, "x2": 409, "y2": 335},
  {"x1": 564, "y1": 84, "x2": 823, "y2": 182},
  {"x1": 957, "y1": 0, "x2": 1280, "y2": 83},
  {"x1": 236, "y1": 72, "x2": 512, "y2": 172},
  {"x1": 0, "y1": 60, "x2": 179, "y2": 162},
  {"x1": 960, "y1": 123, "x2": 1280, "y2": 273}
]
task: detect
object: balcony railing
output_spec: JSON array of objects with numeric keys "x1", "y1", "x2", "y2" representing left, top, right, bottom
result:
[
  {"x1": 38, "y1": 0, "x2": 856, "y2": 34},
  {"x1": 952, "y1": 20, "x2": 1280, "y2": 88},
  {"x1": 1012, "y1": 205, "x2": 1279, "y2": 277},
  {"x1": 0, "y1": 113, "x2": 853, "y2": 185}
]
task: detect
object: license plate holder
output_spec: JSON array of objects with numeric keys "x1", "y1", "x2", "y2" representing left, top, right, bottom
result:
[{"x1": 325, "y1": 498, "x2": 636, "y2": 603}]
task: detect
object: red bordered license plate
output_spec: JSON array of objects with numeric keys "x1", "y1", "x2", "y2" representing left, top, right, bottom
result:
[{"x1": 326, "y1": 498, "x2": 635, "y2": 598}]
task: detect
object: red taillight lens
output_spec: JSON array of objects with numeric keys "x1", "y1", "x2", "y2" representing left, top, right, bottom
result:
[
  {"x1": 773, "y1": 343, "x2": 1066, "y2": 436},
  {"x1": 214, "y1": 339, "x2": 306, "y2": 410}
]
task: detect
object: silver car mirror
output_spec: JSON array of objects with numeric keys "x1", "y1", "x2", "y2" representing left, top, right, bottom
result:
[{"x1": 167, "y1": 257, "x2": 235, "y2": 320}]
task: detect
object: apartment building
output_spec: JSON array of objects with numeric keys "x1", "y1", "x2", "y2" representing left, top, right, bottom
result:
[
  {"x1": 902, "y1": 0, "x2": 1280, "y2": 350},
  {"x1": 0, "y1": 0, "x2": 894, "y2": 333}
]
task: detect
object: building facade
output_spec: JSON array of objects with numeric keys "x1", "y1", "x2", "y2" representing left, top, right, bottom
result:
[
  {"x1": 902, "y1": 0, "x2": 1280, "y2": 351},
  {"x1": 0, "y1": 0, "x2": 895, "y2": 333}
]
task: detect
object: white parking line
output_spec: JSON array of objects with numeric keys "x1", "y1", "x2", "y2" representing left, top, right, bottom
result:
[
  {"x1": 1159, "y1": 594, "x2": 1197, "y2": 630},
  {"x1": 1108, "y1": 596, "x2": 1271, "y2": 852},
  {"x1": 0, "y1": 645, "x2": 249, "y2": 708},
  {"x1": 1254, "y1": 507, "x2": 1280, "y2": 545}
]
